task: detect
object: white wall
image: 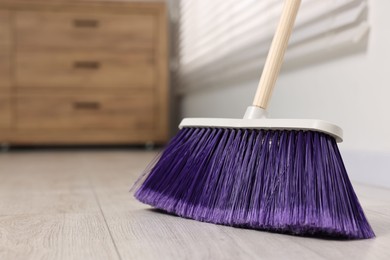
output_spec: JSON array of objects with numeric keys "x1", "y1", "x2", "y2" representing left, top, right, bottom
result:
[{"x1": 180, "y1": 1, "x2": 390, "y2": 188}]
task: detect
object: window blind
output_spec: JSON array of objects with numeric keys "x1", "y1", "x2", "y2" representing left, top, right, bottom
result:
[{"x1": 177, "y1": 0, "x2": 369, "y2": 93}]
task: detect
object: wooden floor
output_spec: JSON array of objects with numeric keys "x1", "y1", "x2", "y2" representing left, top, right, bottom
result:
[{"x1": 0, "y1": 150, "x2": 389, "y2": 260}]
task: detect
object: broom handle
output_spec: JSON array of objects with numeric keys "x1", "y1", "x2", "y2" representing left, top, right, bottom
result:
[{"x1": 252, "y1": 0, "x2": 301, "y2": 109}]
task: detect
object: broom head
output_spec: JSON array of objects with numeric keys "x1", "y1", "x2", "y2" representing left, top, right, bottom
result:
[{"x1": 134, "y1": 118, "x2": 375, "y2": 239}]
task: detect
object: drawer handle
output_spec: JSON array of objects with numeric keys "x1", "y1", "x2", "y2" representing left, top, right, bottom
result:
[
  {"x1": 73, "y1": 102, "x2": 101, "y2": 110},
  {"x1": 73, "y1": 61, "x2": 100, "y2": 70},
  {"x1": 73, "y1": 19, "x2": 100, "y2": 28}
]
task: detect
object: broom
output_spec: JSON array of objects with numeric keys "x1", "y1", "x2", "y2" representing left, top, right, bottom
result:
[{"x1": 134, "y1": 0, "x2": 375, "y2": 239}]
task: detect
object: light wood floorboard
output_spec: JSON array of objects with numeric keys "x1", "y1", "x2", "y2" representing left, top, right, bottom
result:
[
  {"x1": 0, "y1": 151, "x2": 120, "y2": 260},
  {"x1": 0, "y1": 150, "x2": 389, "y2": 260}
]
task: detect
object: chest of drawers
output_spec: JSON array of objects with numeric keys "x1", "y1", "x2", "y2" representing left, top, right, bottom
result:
[{"x1": 0, "y1": 1, "x2": 168, "y2": 145}]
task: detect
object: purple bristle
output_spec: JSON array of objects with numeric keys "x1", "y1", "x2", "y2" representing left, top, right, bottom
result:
[{"x1": 134, "y1": 128, "x2": 375, "y2": 239}]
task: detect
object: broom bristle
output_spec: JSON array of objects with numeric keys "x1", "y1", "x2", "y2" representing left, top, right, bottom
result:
[{"x1": 134, "y1": 127, "x2": 375, "y2": 239}]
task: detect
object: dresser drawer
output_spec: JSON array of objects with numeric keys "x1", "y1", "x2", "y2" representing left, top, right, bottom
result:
[
  {"x1": 0, "y1": 11, "x2": 11, "y2": 89},
  {"x1": 15, "y1": 11, "x2": 155, "y2": 51},
  {"x1": 0, "y1": 11, "x2": 11, "y2": 46},
  {"x1": 16, "y1": 92, "x2": 155, "y2": 130},
  {"x1": 0, "y1": 96, "x2": 12, "y2": 129},
  {"x1": 0, "y1": 48, "x2": 11, "y2": 89},
  {"x1": 16, "y1": 51, "x2": 155, "y2": 88}
]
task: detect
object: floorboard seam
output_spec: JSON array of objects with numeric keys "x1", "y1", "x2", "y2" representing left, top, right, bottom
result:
[{"x1": 88, "y1": 178, "x2": 123, "y2": 260}]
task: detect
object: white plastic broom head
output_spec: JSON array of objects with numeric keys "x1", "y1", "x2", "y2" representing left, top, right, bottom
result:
[
  {"x1": 180, "y1": 106, "x2": 343, "y2": 142},
  {"x1": 179, "y1": 115, "x2": 343, "y2": 143}
]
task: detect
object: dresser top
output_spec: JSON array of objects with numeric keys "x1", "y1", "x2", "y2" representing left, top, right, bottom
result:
[
  {"x1": 0, "y1": 0, "x2": 166, "y2": 9},
  {"x1": 0, "y1": 0, "x2": 166, "y2": 2}
]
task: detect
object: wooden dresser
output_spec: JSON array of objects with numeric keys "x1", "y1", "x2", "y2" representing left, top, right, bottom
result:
[{"x1": 0, "y1": 0, "x2": 168, "y2": 145}]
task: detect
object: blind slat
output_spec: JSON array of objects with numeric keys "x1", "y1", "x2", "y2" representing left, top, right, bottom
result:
[{"x1": 177, "y1": 0, "x2": 369, "y2": 93}]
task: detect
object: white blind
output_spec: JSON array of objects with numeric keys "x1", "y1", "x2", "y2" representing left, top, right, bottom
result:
[{"x1": 177, "y1": 0, "x2": 369, "y2": 93}]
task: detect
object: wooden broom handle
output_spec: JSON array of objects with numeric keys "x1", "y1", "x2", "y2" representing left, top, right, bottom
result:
[{"x1": 252, "y1": 0, "x2": 301, "y2": 109}]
